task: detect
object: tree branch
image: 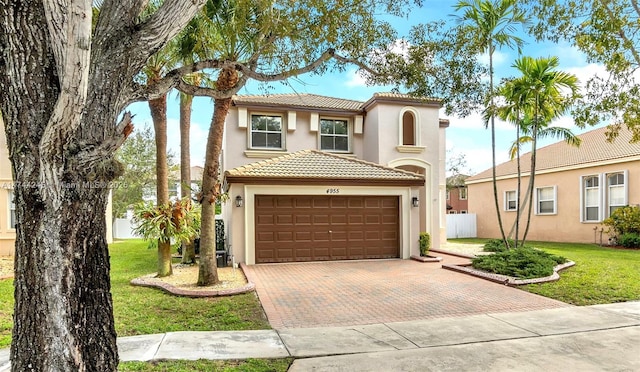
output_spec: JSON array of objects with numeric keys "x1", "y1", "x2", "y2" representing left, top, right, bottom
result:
[
  {"x1": 39, "y1": 0, "x2": 93, "y2": 200},
  {"x1": 598, "y1": 0, "x2": 640, "y2": 68},
  {"x1": 132, "y1": 0, "x2": 206, "y2": 60},
  {"x1": 94, "y1": 0, "x2": 149, "y2": 42}
]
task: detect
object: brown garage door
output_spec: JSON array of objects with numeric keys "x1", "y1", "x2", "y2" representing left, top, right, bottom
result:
[{"x1": 255, "y1": 195, "x2": 399, "y2": 263}]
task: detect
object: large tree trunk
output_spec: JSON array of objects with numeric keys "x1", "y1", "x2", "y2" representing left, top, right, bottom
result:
[
  {"x1": 149, "y1": 94, "x2": 173, "y2": 277},
  {"x1": 1, "y1": 3, "x2": 119, "y2": 370},
  {"x1": 0, "y1": 1, "x2": 206, "y2": 369},
  {"x1": 180, "y1": 94, "x2": 196, "y2": 264},
  {"x1": 198, "y1": 68, "x2": 238, "y2": 286}
]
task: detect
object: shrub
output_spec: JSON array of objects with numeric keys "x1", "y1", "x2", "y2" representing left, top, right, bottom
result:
[
  {"x1": 419, "y1": 232, "x2": 430, "y2": 256},
  {"x1": 472, "y1": 247, "x2": 568, "y2": 279},
  {"x1": 603, "y1": 206, "x2": 640, "y2": 237},
  {"x1": 132, "y1": 199, "x2": 201, "y2": 249},
  {"x1": 618, "y1": 233, "x2": 640, "y2": 248},
  {"x1": 482, "y1": 238, "x2": 514, "y2": 252}
]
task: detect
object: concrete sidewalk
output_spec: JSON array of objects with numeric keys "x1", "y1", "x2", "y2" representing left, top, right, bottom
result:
[{"x1": 1, "y1": 302, "x2": 639, "y2": 371}]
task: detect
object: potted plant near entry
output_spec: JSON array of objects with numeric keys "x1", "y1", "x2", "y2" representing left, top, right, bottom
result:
[{"x1": 419, "y1": 232, "x2": 431, "y2": 257}]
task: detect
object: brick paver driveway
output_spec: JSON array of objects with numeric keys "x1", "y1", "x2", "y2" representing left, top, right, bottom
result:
[{"x1": 243, "y1": 253, "x2": 570, "y2": 329}]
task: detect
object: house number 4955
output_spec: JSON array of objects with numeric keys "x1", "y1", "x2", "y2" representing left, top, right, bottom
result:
[{"x1": 326, "y1": 188, "x2": 340, "y2": 194}]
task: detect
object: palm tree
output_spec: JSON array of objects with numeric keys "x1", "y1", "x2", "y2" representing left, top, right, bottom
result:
[
  {"x1": 454, "y1": 0, "x2": 528, "y2": 248},
  {"x1": 498, "y1": 56, "x2": 580, "y2": 246},
  {"x1": 143, "y1": 52, "x2": 175, "y2": 277},
  {"x1": 172, "y1": 20, "x2": 210, "y2": 264}
]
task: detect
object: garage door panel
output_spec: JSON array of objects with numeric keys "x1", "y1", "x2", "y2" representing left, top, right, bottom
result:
[{"x1": 255, "y1": 195, "x2": 399, "y2": 263}]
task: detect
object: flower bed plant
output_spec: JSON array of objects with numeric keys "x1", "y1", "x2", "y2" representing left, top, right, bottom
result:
[{"x1": 472, "y1": 246, "x2": 567, "y2": 279}]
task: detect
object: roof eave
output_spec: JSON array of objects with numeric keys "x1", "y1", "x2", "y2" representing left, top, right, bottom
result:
[{"x1": 225, "y1": 175, "x2": 425, "y2": 187}]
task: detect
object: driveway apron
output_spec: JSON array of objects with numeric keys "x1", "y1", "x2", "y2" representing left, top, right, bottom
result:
[{"x1": 243, "y1": 254, "x2": 571, "y2": 329}]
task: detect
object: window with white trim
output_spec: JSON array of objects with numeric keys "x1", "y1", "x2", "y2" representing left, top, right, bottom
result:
[
  {"x1": 448, "y1": 210, "x2": 457, "y2": 214},
  {"x1": 460, "y1": 210, "x2": 468, "y2": 214},
  {"x1": 459, "y1": 187, "x2": 467, "y2": 200},
  {"x1": 446, "y1": 190, "x2": 450, "y2": 200},
  {"x1": 250, "y1": 114, "x2": 283, "y2": 149},
  {"x1": 504, "y1": 190, "x2": 517, "y2": 211},
  {"x1": 535, "y1": 186, "x2": 556, "y2": 215},
  {"x1": 8, "y1": 190, "x2": 16, "y2": 229},
  {"x1": 402, "y1": 111, "x2": 416, "y2": 146},
  {"x1": 582, "y1": 175, "x2": 600, "y2": 222},
  {"x1": 607, "y1": 172, "x2": 626, "y2": 216},
  {"x1": 320, "y1": 118, "x2": 349, "y2": 152}
]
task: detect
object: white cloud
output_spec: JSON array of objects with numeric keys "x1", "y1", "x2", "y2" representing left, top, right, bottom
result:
[
  {"x1": 566, "y1": 63, "x2": 609, "y2": 89},
  {"x1": 166, "y1": 118, "x2": 209, "y2": 167},
  {"x1": 478, "y1": 50, "x2": 508, "y2": 68},
  {"x1": 345, "y1": 68, "x2": 368, "y2": 88}
]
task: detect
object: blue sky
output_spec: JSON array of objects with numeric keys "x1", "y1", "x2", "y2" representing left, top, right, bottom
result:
[{"x1": 126, "y1": 0, "x2": 608, "y2": 175}]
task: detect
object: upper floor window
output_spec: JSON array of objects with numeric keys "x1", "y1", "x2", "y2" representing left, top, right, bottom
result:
[
  {"x1": 402, "y1": 111, "x2": 415, "y2": 146},
  {"x1": 251, "y1": 114, "x2": 283, "y2": 149},
  {"x1": 320, "y1": 118, "x2": 349, "y2": 152},
  {"x1": 535, "y1": 186, "x2": 557, "y2": 215},
  {"x1": 8, "y1": 190, "x2": 15, "y2": 229},
  {"x1": 582, "y1": 175, "x2": 600, "y2": 222},
  {"x1": 446, "y1": 190, "x2": 450, "y2": 200},
  {"x1": 459, "y1": 187, "x2": 467, "y2": 200},
  {"x1": 607, "y1": 172, "x2": 626, "y2": 216},
  {"x1": 504, "y1": 190, "x2": 517, "y2": 211}
]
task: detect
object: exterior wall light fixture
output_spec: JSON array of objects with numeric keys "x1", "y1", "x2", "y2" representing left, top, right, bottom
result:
[
  {"x1": 235, "y1": 195, "x2": 243, "y2": 207},
  {"x1": 412, "y1": 197, "x2": 419, "y2": 208}
]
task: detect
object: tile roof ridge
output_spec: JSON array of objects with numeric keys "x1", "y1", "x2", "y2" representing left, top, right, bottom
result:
[{"x1": 307, "y1": 149, "x2": 423, "y2": 177}]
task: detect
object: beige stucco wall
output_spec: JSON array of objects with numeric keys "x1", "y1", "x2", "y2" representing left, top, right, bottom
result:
[
  {"x1": 467, "y1": 159, "x2": 640, "y2": 244},
  {"x1": 223, "y1": 107, "x2": 365, "y2": 172},
  {"x1": 228, "y1": 183, "x2": 421, "y2": 265},
  {"x1": 0, "y1": 116, "x2": 15, "y2": 256},
  {"x1": 364, "y1": 101, "x2": 444, "y2": 250}
]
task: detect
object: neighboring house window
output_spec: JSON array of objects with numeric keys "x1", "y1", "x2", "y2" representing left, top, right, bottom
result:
[
  {"x1": 251, "y1": 114, "x2": 283, "y2": 149},
  {"x1": 535, "y1": 186, "x2": 557, "y2": 215},
  {"x1": 8, "y1": 190, "x2": 16, "y2": 229},
  {"x1": 460, "y1": 210, "x2": 468, "y2": 214},
  {"x1": 582, "y1": 175, "x2": 600, "y2": 222},
  {"x1": 446, "y1": 190, "x2": 450, "y2": 200},
  {"x1": 402, "y1": 111, "x2": 415, "y2": 146},
  {"x1": 607, "y1": 172, "x2": 626, "y2": 216},
  {"x1": 504, "y1": 190, "x2": 517, "y2": 211},
  {"x1": 459, "y1": 187, "x2": 467, "y2": 200},
  {"x1": 320, "y1": 118, "x2": 349, "y2": 152},
  {"x1": 448, "y1": 210, "x2": 457, "y2": 214}
]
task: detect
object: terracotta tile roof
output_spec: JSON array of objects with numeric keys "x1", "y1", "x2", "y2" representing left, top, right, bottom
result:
[
  {"x1": 232, "y1": 94, "x2": 364, "y2": 111},
  {"x1": 362, "y1": 93, "x2": 442, "y2": 110},
  {"x1": 467, "y1": 126, "x2": 640, "y2": 183},
  {"x1": 225, "y1": 150, "x2": 424, "y2": 185}
]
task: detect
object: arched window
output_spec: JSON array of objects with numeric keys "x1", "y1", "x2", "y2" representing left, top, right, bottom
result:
[{"x1": 402, "y1": 111, "x2": 415, "y2": 146}]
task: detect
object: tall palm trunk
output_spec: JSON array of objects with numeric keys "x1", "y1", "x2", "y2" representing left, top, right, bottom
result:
[
  {"x1": 198, "y1": 67, "x2": 239, "y2": 286},
  {"x1": 489, "y1": 44, "x2": 509, "y2": 247},
  {"x1": 149, "y1": 93, "x2": 172, "y2": 277},
  {"x1": 180, "y1": 94, "x2": 196, "y2": 264},
  {"x1": 514, "y1": 122, "x2": 522, "y2": 247},
  {"x1": 521, "y1": 124, "x2": 539, "y2": 244}
]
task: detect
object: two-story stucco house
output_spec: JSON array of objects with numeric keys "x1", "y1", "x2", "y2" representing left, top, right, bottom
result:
[
  {"x1": 466, "y1": 125, "x2": 640, "y2": 244},
  {"x1": 218, "y1": 93, "x2": 448, "y2": 265}
]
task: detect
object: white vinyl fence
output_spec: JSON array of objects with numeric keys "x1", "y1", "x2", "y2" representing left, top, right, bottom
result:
[
  {"x1": 112, "y1": 218, "x2": 141, "y2": 239},
  {"x1": 446, "y1": 213, "x2": 477, "y2": 239}
]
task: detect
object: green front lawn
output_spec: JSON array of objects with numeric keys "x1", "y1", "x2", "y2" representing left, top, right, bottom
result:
[
  {"x1": 111, "y1": 240, "x2": 270, "y2": 337},
  {"x1": 0, "y1": 239, "x2": 270, "y2": 348},
  {"x1": 450, "y1": 238, "x2": 640, "y2": 305},
  {"x1": 118, "y1": 358, "x2": 293, "y2": 372}
]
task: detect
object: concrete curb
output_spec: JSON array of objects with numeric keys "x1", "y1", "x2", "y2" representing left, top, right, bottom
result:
[
  {"x1": 129, "y1": 266, "x2": 256, "y2": 297},
  {"x1": 442, "y1": 261, "x2": 576, "y2": 286}
]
